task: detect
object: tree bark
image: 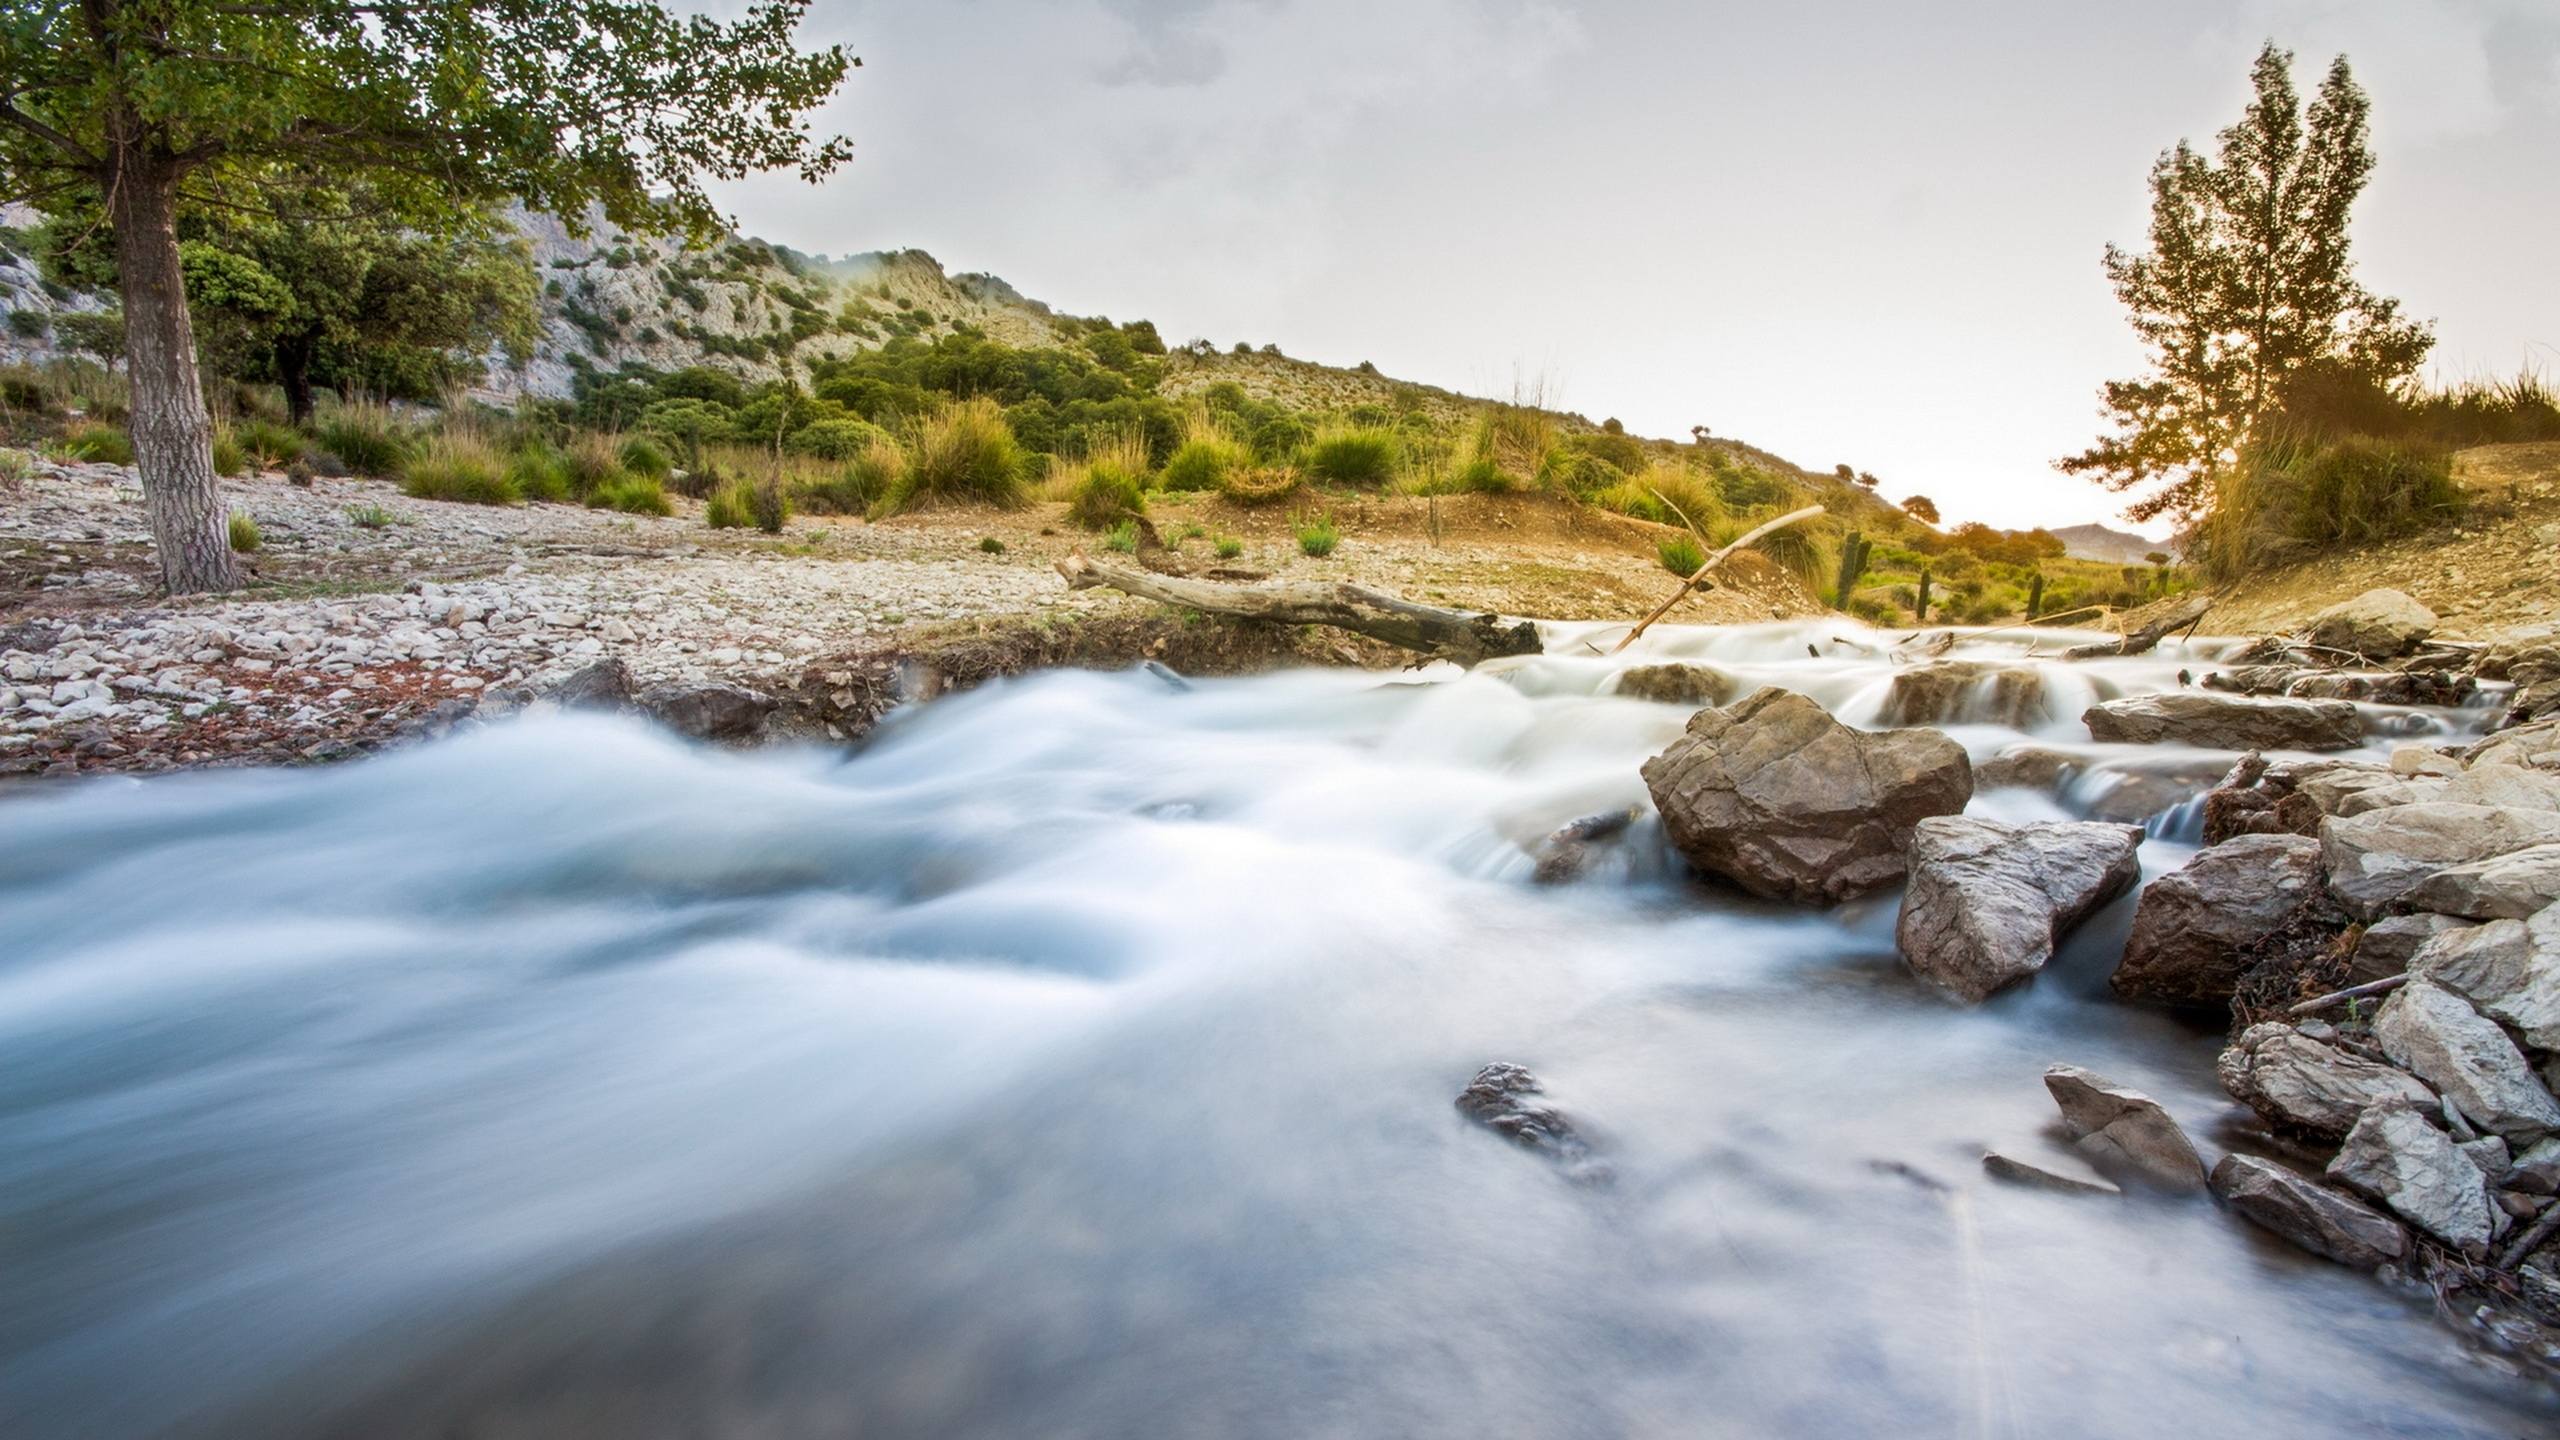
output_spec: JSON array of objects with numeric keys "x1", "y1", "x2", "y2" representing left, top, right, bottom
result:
[
  {"x1": 109, "y1": 150, "x2": 239, "y2": 594},
  {"x1": 1055, "y1": 553, "x2": 1541, "y2": 664}
]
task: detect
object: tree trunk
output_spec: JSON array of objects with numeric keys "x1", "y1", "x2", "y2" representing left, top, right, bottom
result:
[
  {"x1": 110, "y1": 152, "x2": 238, "y2": 595},
  {"x1": 276, "y1": 331, "x2": 317, "y2": 428}
]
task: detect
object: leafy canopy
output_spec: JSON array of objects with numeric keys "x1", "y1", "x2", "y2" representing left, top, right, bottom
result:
[
  {"x1": 2059, "y1": 42, "x2": 2431, "y2": 525},
  {"x1": 0, "y1": 0, "x2": 853, "y2": 239}
]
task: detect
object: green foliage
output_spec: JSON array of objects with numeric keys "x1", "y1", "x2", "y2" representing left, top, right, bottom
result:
[
  {"x1": 1658, "y1": 535, "x2": 1706, "y2": 577},
  {"x1": 1219, "y1": 466, "x2": 1304, "y2": 507},
  {"x1": 1901, "y1": 494, "x2": 1940, "y2": 526},
  {"x1": 562, "y1": 432, "x2": 630, "y2": 498},
  {"x1": 210, "y1": 426, "x2": 247, "y2": 477},
  {"x1": 506, "y1": 441, "x2": 576, "y2": 502},
  {"x1": 401, "y1": 434, "x2": 518, "y2": 504},
  {"x1": 227, "y1": 511, "x2": 261, "y2": 552},
  {"x1": 1101, "y1": 519, "x2": 1140, "y2": 554},
  {"x1": 748, "y1": 476, "x2": 790, "y2": 533},
  {"x1": 1295, "y1": 514, "x2": 1341, "y2": 557},
  {"x1": 6, "y1": 309, "x2": 47, "y2": 339},
  {"x1": 1302, "y1": 427, "x2": 1401, "y2": 488},
  {"x1": 1066, "y1": 430, "x2": 1152, "y2": 530},
  {"x1": 877, "y1": 397, "x2": 1027, "y2": 514},
  {"x1": 618, "y1": 434, "x2": 673, "y2": 481},
  {"x1": 1214, "y1": 536, "x2": 1244, "y2": 560},
  {"x1": 705, "y1": 480, "x2": 754, "y2": 529},
  {"x1": 0, "y1": 448, "x2": 30, "y2": 488},
  {"x1": 315, "y1": 406, "x2": 411, "y2": 476},
  {"x1": 232, "y1": 418, "x2": 304, "y2": 468},
  {"x1": 1831, "y1": 530, "x2": 1873, "y2": 609},
  {"x1": 786, "y1": 416, "x2": 885, "y2": 460},
  {"x1": 588, "y1": 474, "x2": 674, "y2": 516},
  {"x1": 1160, "y1": 434, "x2": 1249, "y2": 492},
  {"x1": 345, "y1": 502, "x2": 395, "y2": 528},
  {"x1": 979, "y1": 535, "x2": 1006, "y2": 554},
  {"x1": 2062, "y1": 43, "x2": 2432, "y2": 524},
  {"x1": 2192, "y1": 433, "x2": 2462, "y2": 581},
  {"x1": 54, "y1": 419, "x2": 132, "y2": 464}
]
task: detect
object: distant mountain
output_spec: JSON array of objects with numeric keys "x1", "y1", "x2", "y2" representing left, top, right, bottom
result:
[{"x1": 2052, "y1": 523, "x2": 2175, "y2": 564}]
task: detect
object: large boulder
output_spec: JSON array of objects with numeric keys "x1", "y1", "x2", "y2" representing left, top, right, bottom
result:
[
  {"x1": 639, "y1": 681, "x2": 777, "y2": 742},
  {"x1": 2305, "y1": 588, "x2": 2438, "y2": 660},
  {"x1": 2321, "y1": 804, "x2": 2560, "y2": 919},
  {"x1": 2082, "y1": 693, "x2": 2362, "y2": 752},
  {"x1": 2111, "y1": 834, "x2": 2325, "y2": 1005},
  {"x1": 2351, "y1": 913, "x2": 2474, "y2": 983},
  {"x1": 2411, "y1": 907, "x2": 2560, "y2": 1051},
  {"x1": 2211, "y1": 1154, "x2": 2412, "y2": 1270},
  {"x1": 1609, "y1": 663, "x2": 1738, "y2": 708},
  {"x1": 2371, "y1": 980, "x2": 2560, "y2": 1142},
  {"x1": 1878, "y1": 661, "x2": 2050, "y2": 728},
  {"x1": 2216, "y1": 1021, "x2": 2438, "y2": 1140},
  {"x1": 2326, "y1": 1100, "x2": 2495, "y2": 1257},
  {"x1": 543, "y1": 657, "x2": 637, "y2": 711},
  {"x1": 2402, "y1": 843, "x2": 2560, "y2": 921},
  {"x1": 2044, "y1": 1064, "x2": 2207, "y2": 1192},
  {"x1": 1640, "y1": 688, "x2": 1972, "y2": 905},
  {"x1": 1895, "y1": 817, "x2": 2143, "y2": 1002}
]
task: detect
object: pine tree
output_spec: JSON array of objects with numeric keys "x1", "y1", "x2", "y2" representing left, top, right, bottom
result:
[{"x1": 2059, "y1": 43, "x2": 2432, "y2": 525}]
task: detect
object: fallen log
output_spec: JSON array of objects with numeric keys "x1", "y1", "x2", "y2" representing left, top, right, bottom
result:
[
  {"x1": 1055, "y1": 551, "x2": 1541, "y2": 664},
  {"x1": 1608, "y1": 504, "x2": 1826, "y2": 654},
  {"x1": 2062, "y1": 593, "x2": 2213, "y2": 661}
]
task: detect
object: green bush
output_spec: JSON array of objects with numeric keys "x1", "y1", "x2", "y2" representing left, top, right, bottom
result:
[
  {"x1": 232, "y1": 418, "x2": 304, "y2": 468},
  {"x1": 588, "y1": 474, "x2": 674, "y2": 516},
  {"x1": 2194, "y1": 434, "x2": 2463, "y2": 582},
  {"x1": 979, "y1": 535, "x2": 1006, "y2": 554},
  {"x1": 1102, "y1": 519, "x2": 1140, "y2": 553},
  {"x1": 618, "y1": 434, "x2": 673, "y2": 480},
  {"x1": 344, "y1": 502, "x2": 395, "y2": 529},
  {"x1": 1160, "y1": 434, "x2": 1249, "y2": 492},
  {"x1": 227, "y1": 511, "x2": 261, "y2": 552},
  {"x1": 506, "y1": 441, "x2": 575, "y2": 502},
  {"x1": 1068, "y1": 461, "x2": 1148, "y2": 531},
  {"x1": 54, "y1": 419, "x2": 132, "y2": 465},
  {"x1": 563, "y1": 432, "x2": 629, "y2": 498},
  {"x1": 1219, "y1": 466, "x2": 1303, "y2": 507},
  {"x1": 1215, "y1": 536, "x2": 1243, "y2": 559},
  {"x1": 1301, "y1": 427, "x2": 1400, "y2": 488},
  {"x1": 705, "y1": 480, "x2": 754, "y2": 529},
  {"x1": 1295, "y1": 514, "x2": 1340, "y2": 557},
  {"x1": 748, "y1": 477, "x2": 789, "y2": 533},
  {"x1": 210, "y1": 427, "x2": 247, "y2": 478},
  {"x1": 786, "y1": 417, "x2": 884, "y2": 461},
  {"x1": 0, "y1": 448, "x2": 30, "y2": 488},
  {"x1": 877, "y1": 397, "x2": 1026, "y2": 514},
  {"x1": 315, "y1": 407, "x2": 411, "y2": 476},
  {"x1": 400, "y1": 434, "x2": 518, "y2": 504},
  {"x1": 1658, "y1": 535, "x2": 1705, "y2": 577}
]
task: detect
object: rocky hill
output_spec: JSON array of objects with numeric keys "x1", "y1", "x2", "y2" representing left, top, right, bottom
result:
[{"x1": 2053, "y1": 523, "x2": 2174, "y2": 564}]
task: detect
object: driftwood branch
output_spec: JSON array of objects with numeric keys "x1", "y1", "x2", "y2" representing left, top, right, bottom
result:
[
  {"x1": 1055, "y1": 551, "x2": 1541, "y2": 664},
  {"x1": 2288, "y1": 972, "x2": 2408, "y2": 1016},
  {"x1": 1608, "y1": 505, "x2": 1826, "y2": 655},
  {"x1": 2062, "y1": 593, "x2": 2213, "y2": 661}
]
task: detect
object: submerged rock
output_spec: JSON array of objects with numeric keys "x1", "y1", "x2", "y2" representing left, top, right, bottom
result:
[
  {"x1": 2212, "y1": 1153, "x2": 2412, "y2": 1270},
  {"x1": 1895, "y1": 816, "x2": 2142, "y2": 1002},
  {"x1": 1528, "y1": 807, "x2": 1641, "y2": 885},
  {"x1": 1983, "y1": 1150, "x2": 2121, "y2": 1196},
  {"x1": 2327, "y1": 1100, "x2": 2495, "y2": 1257},
  {"x1": 1610, "y1": 663, "x2": 1739, "y2": 708},
  {"x1": 2216, "y1": 1022, "x2": 2437, "y2": 1140},
  {"x1": 2305, "y1": 589, "x2": 2438, "y2": 660},
  {"x1": 2044, "y1": 1064, "x2": 2208, "y2": 1192},
  {"x1": 1640, "y1": 687, "x2": 1971, "y2": 905},
  {"x1": 2112, "y1": 834, "x2": 2326, "y2": 1006},
  {"x1": 1454, "y1": 1063, "x2": 1611, "y2": 1185},
  {"x1": 2082, "y1": 693, "x2": 2362, "y2": 752},
  {"x1": 2322, "y1": 804, "x2": 2560, "y2": 919},
  {"x1": 1878, "y1": 661, "x2": 2049, "y2": 728},
  {"x1": 2371, "y1": 980, "x2": 2560, "y2": 1143}
]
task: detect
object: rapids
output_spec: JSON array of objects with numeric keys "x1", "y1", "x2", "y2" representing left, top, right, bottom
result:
[{"x1": 1, "y1": 619, "x2": 2546, "y2": 1438}]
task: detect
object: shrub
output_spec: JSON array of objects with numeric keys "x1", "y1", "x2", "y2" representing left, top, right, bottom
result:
[
  {"x1": 1215, "y1": 536, "x2": 1243, "y2": 559},
  {"x1": 785, "y1": 417, "x2": 884, "y2": 461},
  {"x1": 1479, "y1": 403, "x2": 1557, "y2": 486},
  {"x1": 749, "y1": 477, "x2": 790, "y2": 533},
  {"x1": 0, "y1": 447, "x2": 30, "y2": 488},
  {"x1": 979, "y1": 535, "x2": 1006, "y2": 554},
  {"x1": 314, "y1": 405, "x2": 410, "y2": 476},
  {"x1": 401, "y1": 434, "x2": 518, "y2": 504},
  {"x1": 1102, "y1": 519, "x2": 1140, "y2": 553},
  {"x1": 506, "y1": 441, "x2": 575, "y2": 502},
  {"x1": 1069, "y1": 460, "x2": 1148, "y2": 531},
  {"x1": 877, "y1": 397, "x2": 1026, "y2": 514},
  {"x1": 285, "y1": 458, "x2": 314, "y2": 488},
  {"x1": 814, "y1": 432, "x2": 905, "y2": 514},
  {"x1": 1658, "y1": 535, "x2": 1705, "y2": 577},
  {"x1": 1295, "y1": 514, "x2": 1340, "y2": 557},
  {"x1": 1160, "y1": 434, "x2": 1250, "y2": 492},
  {"x1": 2193, "y1": 434, "x2": 2463, "y2": 582},
  {"x1": 227, "y1": 511, "x2": 261, "y2": 552},
  {"x1": 618, "y1": 434, "x2": 674, "y2": 480},
  {"x1": 1301, "y1": 426, "x2": 1400, "y2": 488},
  {"x1": 563, "y1": 432, "x2": 629, "y2": 498},
  {"x1": 345, "y1": 502, "x2": 394, "y2": 529},
  {"x1": 210, "y1": 426, "x2": 247, "y2": 477},
  {"x1": 54, "y1": 419, "x2": 133, "y2": 465},
  {"x1": 233, "y1": 418, "x2": 304, "y2": 469},
  {"x1": 588, "y1": 474, "x2": 674, "y2": 516},
  {"x1": 1218, "y1": 465, "x2": 1303, "y2": 507},
  {"x1": 6, "y1": 308, "x2": 47, "y2": 338},
  {"x1": 705, "y1": 480, "x2": 754, "y2": 529}
]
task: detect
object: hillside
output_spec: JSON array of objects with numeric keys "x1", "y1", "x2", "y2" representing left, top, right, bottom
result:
[{"x1": 2052, "y1": 523, "x2": 2172, "y2": 564}]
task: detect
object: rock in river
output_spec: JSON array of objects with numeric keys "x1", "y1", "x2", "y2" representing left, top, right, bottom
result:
[
  {"x1": 2216, "y1": 1021, "x2": 2437, "y2": 1140},
  {"x1": 2321, "y1": 803, "x2": 2560, "y2": 920},
  {"x1": 1878, "y1": 661, "x2": 2050, "y2": 728},
  {"x1": 2305, "y1": 588, "x2": 2438, "y2": 660},
  {"x1": 2082, "y1": 693, "x2": 2363, "y2": 752},
  {"x1": 1610, "y1": 662, "x2": 1738, "y2": 708},
  {"x1": 2327, "y1": 1099, "x2": 2495, "y2": 1257},
  {"x1": 2044, "y1": 1064, "x2": 2208, "y2": 1192},
  {"x1": 639, "y1": 680, "x2": 778, "y2": 742},
  {"x1": 2112, "y1": 834, "x2": 2326, "y2": 1006},
  {"x1": 2212, "y1": 1153, "x2": 2411, "y2": 1270},
  {"x1": 1455, "y1": 1063, "x2": 1611, "y2": 1186},
  {"x1": 1640, "y1": 687, "x2": 1972, "y2": 905},
  {"x1": 2371, "y1": 980, "x2": 2560, "y2": 1143},
  {"x1": 1895, "y1": 816, "x2": 2143, "y2": 1002}
]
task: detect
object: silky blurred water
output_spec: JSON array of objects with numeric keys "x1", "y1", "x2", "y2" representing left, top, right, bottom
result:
[{"x1": 1, "y1": 620, "x2": 2544, "y2": 1438}]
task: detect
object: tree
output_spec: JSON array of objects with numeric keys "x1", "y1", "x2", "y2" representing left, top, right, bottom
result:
[
  {"x1": 1901, "y1": 494, "x2": 1940, "y2": 525},
  {"x1": 2059, "y1": 42, "x2": 2431, "y2": 525},
  {"x1": 1, "y1": 2, "x2": 853, "y2": 594},
  {"x1": 1855, "y1": 470, "x2": 1879, "y2": 489}
]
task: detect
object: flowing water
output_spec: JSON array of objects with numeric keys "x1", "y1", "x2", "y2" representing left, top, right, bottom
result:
[{"x1": 2, "y1": 620, "x2": 2548, "y2": 1438}]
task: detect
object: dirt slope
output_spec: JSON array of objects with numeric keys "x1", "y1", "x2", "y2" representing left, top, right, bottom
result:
[{"x1": 2205, "y1": 442, "x2": 2560, "y2": 642}]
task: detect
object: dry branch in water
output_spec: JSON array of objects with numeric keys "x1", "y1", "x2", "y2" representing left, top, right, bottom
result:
[
  {"x1": 2061, "y1": 592, "x2": 2213, "y2": 660},
  {"x1": 1607, "y1": 505, "x2": 1826, "y2": 655},
  {"x1": 1055, "y1": 552, "x2": 1541, "y2": 665}
]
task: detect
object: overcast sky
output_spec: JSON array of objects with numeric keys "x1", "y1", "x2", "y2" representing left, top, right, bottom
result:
[{"x1": 714, "y1": 0, "x2": 2560, "y2": 537}]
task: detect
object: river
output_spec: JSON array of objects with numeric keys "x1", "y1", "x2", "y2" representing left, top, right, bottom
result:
[{"x1": 2, "y1": 619, "x2": 2548, "y2": 1437}]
